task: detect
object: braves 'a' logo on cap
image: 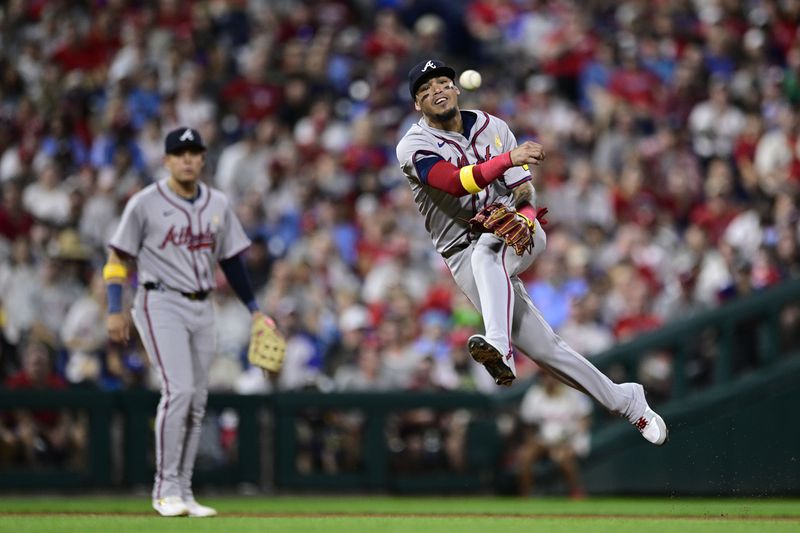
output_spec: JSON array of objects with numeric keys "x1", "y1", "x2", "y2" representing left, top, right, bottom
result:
[
  {"x1": 179, "y1": 129, "x2": 195, "y2": 141},
  {"x1": 421, "y1": 60, "x2": 437, "y2": 72}
]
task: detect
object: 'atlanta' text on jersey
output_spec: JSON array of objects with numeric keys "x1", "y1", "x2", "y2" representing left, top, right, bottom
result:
[
  {"x1": 109, "y1": 178, "x2": 251, "y2": 293},
  {"x1": 158, "y1": 225, "x2": 216, "y2": 251}
]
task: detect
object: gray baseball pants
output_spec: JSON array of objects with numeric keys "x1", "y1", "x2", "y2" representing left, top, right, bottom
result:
[
  {"x1": 132, "y1": 288, "x2": 216, "y2": 501},
  {"x1": 445, "y1": 220, "x2": 644, "y2": 421}
]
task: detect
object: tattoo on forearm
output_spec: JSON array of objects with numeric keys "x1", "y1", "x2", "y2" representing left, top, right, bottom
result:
[{"x1": 513, "y1": 183, "x2": 535, "y2": 206}]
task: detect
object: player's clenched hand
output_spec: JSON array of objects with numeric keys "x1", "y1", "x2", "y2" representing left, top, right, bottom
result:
[
  {"x1": 107, "y1": 313, "x2": 130, "y2": 343},
  {"x1": 509, "y1": 141, "x2": 546, "y2": 167}
]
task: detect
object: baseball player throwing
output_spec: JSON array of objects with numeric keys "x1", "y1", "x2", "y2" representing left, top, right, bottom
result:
[
  {"x1": 396, "y1": 60, "x2": 667, "y2": 446},
  {"x1": 104, "y1": 127, "x2": 277, "y2": 517}
]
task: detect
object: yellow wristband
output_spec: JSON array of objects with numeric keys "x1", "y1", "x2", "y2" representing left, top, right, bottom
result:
[
  {"x1": 102, "y1": 263, "x2": 128, "y2": 281},
  {"x1": 459, "y1": 165, "x2": 482, "y2": 194}
]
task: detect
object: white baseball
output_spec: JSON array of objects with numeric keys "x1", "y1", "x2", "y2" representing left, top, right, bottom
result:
[{"x1": 459, "y1": 69, "x2": 482, "y2": 90}]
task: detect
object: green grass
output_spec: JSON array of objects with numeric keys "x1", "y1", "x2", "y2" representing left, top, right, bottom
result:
[{"x1": 1, "y1": 496, "x2": 798, "y2": 532}]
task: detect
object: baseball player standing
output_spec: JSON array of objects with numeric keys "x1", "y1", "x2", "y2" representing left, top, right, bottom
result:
[
  {"x1": 104, "y1": 127, "x2": 273, "y2": 517},
  {"x1": 396, "y1": 60, "x2": 667, "y2": 446}
]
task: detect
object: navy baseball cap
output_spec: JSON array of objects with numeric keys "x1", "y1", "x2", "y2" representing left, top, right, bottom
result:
[
  {"x1": 408, "y1": 59, "x2": 456, "y2": 99},
  {"x1": 164, "y1": 127, "x2": 206, "y2": 154}
]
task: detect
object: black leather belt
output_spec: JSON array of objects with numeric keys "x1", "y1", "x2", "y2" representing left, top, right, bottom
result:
[{"x1": 143, "y1": 281, "x2": 210, "y2": 301}]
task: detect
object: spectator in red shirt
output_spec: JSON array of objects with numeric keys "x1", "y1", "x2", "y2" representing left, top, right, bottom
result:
[
  {"x1": 51, "y1": 20, "x2": 107, "y2": 73},
  {"x1": 1, "y1": 339, "x2": 85, "y2": 468},
  {"x1": 154, "y1": 0, "x2": 194, "y2": 38},
  {"x1": 465, "y1": 0, "x2": 516, "y2": 58},
  {"x1": 609, "y1": 52, "x2": 662, "y2": 120},
  {"x1": 341, "y1": 115, "x2": 389, "y2": 175},
  {"x1": 690, "y1": 159, "x2": 741, "y2": 245},
  {"x1": 363, "y1": 9, "x2": 411, "y2": 59},
  {"x1": 611, "y1": 162, "x2": 660, "y2": 227},
  {"x1": 541, "y1": 8, "x2": 597, "y2": 102},
  {"x1": 612, "y1": 276, "x2": 663, "y2": 341},
  {"x1": 221, "y1": 44, "x2": 282, "y2": 124},
  {"x1": 0, "y1": 181, "x2": 34, "y2": 243}
]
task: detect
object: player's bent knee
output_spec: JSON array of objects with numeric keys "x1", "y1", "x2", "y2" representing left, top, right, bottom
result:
[{"x1": 170, "y1": 387, "x2": 197, "y2": 405}]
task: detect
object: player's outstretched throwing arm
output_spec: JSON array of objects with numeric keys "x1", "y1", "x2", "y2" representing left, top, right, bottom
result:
[{"x1": 418, "y1": 141, "x2": 546, "y2": 197}]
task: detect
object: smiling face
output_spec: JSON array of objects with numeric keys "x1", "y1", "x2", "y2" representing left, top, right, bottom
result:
[{"x1": 414, "y1": 74, "x2": 460, "y2": 122}]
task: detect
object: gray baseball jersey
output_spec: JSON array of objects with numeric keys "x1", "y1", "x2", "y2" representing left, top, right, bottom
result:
[
  {"x1": 110, "y1": 178, "x2": 251, "y2": 291},
  {"x1": 109, "y1": 177, "x2": 250, "y2": 502},
  {"x1": 395, "y1": 110, "x2": 532, "y2": 257},
  {"x1": 396, "y1": 110, "x2": 650, "y2": 428}
]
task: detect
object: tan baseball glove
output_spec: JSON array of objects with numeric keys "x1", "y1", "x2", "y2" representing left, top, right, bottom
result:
[
  {"x1": 247, "y1": 314, "x2": 286, "y2": 373},
  {"x1": 469, "y1": 203, "x2": 535, "y2": 256}
]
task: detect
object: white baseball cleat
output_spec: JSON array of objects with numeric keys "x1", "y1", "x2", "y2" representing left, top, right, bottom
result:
[
  {"x1": 152, "y1": 496, "x2": 189, "y2": 517},
  {"x1": 185, "y1": 499, "x2": 218, "y2": 518},
  {"x1": 634, "y1": 407, "x2": 668, "y2": 446}
]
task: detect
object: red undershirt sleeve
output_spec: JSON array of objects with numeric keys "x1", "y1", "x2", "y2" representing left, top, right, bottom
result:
[{"x1": 425, "y1": 152, "x2": 514, "y2": 196}]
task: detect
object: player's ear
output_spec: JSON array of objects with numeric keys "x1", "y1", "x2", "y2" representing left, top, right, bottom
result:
[{"x1": 414, "y1": 99, "x2": 421, "y2": 112}]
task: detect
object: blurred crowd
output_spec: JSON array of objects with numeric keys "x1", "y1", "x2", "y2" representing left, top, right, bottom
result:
[{"x1": 0, "y1": 0, "x2": 799, "y2": 415}]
